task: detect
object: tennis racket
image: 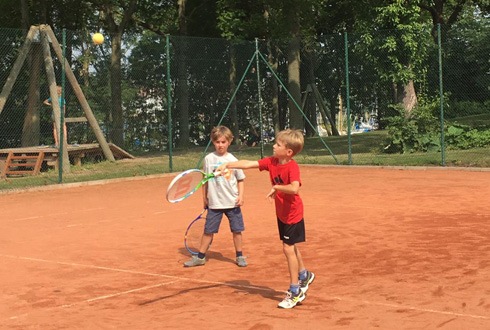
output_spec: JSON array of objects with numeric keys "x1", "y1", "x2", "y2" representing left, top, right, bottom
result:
[
  {"x1": 166, "y1": 169, "x2": 228, "y2": 203},
  {"x1": 184, "y1": 208, "x2": 213, "y2": 255}
]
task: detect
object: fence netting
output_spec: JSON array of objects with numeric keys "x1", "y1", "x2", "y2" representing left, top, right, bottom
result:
[{"x1": 0, "y1": 25, "x2": 488, "y2": 189}]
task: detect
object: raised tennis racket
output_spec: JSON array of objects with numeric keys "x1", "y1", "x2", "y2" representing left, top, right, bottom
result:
[
  {"x1": 184, "y1": 208, "x2": 213, "y2": 255},
  {"x1": 166, "y1": 169, "x2": 228, "y2": 203}
]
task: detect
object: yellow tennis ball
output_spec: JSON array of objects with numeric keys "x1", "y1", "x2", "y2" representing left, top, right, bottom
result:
[{"x1": 92, "y1": 33, "x2": 104, "y2": 45}]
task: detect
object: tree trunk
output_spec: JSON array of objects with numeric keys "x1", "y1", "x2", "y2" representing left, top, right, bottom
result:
[
  {"x1": 400, "y1": 80, "x2": 417, "y2": 114},
  {"x1": 394, "y1": 80, "x2": 417, "y2": 115},
  {"x1": 268, "y1": 41, "x2": 280, "y2": 135},
  {"x1": 22, "y1": 44, "x2": 41, "y2": 146},
  {"x1": 99, "y1": 0, "x2": 137, "y2": 148},
  {"x1": 302, "y1": 49, "x2": 316, "y2": 137},
  {"x1": 176, "y1": 0, "x2": 190, "y2": 148},
  {"x1": 229, "y1": 45, "x2": 239, "y2": 144},
  {"x1": 285, "y1": 3, "x2": 303, "y2": 130},
  {"x1": 20, "y1": 0, "x2": 29, "y2": 30},
  {"x1": 109, "y1": 32, "x2": 124, "y2": 147},
  {"x1": 287, "y1": 34, "x2": 303, "y2": 130}
]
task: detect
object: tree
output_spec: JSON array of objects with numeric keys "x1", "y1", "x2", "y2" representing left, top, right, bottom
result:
[
  {"x1": 417, "y1": 0, "x2": 488, "y2": 42},
  {"x1": 91, "y1": 0, "x2": 138, "y2": 147}
]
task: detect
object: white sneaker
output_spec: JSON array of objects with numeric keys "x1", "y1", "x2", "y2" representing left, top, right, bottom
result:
[
  {"x1": 277, "y1": 290, "x2": 305, "y2": 309},
  {"x1": 183, "y1": 255, "x2": 206, "y2": 267}
]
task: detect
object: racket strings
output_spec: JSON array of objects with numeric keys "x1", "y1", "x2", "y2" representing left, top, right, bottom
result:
[
  {"x1": 185, "y1": 220, "x2": 205, "y2": 254},
  {"x1": 167, "y1": 171, "x2": 204, "y2": 202}
]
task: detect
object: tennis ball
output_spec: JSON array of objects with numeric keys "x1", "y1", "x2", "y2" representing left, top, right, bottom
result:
[{"x1": 92, "y1": 33, "x2": 104, "y2": 45}]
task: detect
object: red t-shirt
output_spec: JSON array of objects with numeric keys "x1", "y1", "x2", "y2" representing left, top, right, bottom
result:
[{"x1": 258, "y1": 157, "x2": 303, "y2": 224}]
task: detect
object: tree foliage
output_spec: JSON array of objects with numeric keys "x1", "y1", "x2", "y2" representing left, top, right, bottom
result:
[{"x1": 0, "y1": 0, "x2": 488, "y2": 151}]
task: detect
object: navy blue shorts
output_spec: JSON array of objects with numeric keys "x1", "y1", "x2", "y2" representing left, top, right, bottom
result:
[
  {"x1": 277, "y1": 218, "x2": 305, "y2": 245},
  {"x1": 205, "y1": 207, "x2": 245, "y2": 234}
]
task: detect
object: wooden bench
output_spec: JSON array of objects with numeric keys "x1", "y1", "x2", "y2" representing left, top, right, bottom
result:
[{"x1": 1, "y1": 151, "x2": 45, "y2": 178}]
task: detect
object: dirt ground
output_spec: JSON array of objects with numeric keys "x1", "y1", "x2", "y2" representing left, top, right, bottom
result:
[{"x1": 1, "y1": 166, "x2": 489, "y2": 329}]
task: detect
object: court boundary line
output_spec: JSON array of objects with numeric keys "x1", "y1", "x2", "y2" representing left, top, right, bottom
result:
[{"x1": 2, "y1": 254, "x2": 489, "y2": 321}]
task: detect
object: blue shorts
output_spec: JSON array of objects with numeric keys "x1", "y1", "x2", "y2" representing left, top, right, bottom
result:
[{"x1": 205, "y1": 207, "x2": 245, "y2": 234}]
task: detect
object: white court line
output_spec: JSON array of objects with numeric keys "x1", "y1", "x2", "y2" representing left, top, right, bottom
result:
[
  {"x1": 11, "y1": 216, "x2": 41, "y2": 221},
  {"x1": 154, "y1": 208, "x2": 200, "y2": 215},
  {"x1": 8, "y1": 207, "x2": 105, "y2": 222},
  {"x1": 329, "y1": 296, "x2": 489, "y2": 320},
  {"x1": 8, "y1": 281, "x2": 181, "y2": 320},
  {"x1": 1, "y1": 254, "x2": 489, "y2": 321},
  {"x1": 60, "y1": 281, "x2": 182, "y2": 308}
]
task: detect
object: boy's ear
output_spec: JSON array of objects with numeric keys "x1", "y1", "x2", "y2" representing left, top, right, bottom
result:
[{"x1": 286, "y1": 148, "x2": 294, "y2": 156}]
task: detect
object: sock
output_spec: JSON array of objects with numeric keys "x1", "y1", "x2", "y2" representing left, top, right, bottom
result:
[
  {"x1": 236, "y1": 251, "x2": 243, "y2": 257},
  {"x1": 197, "y1": 252, "x2": 206, "y2": 259},
  {"x1": 299, "y1": 269, "x2": 308, "y2": 281},
  {"x1": 290, "y1": 284, "x2": 300, "y2": 295}
]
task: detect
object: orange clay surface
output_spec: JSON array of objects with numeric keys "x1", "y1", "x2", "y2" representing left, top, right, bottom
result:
[{"x1": 1, "y1": 166, "x2": 489, "y2": 329}]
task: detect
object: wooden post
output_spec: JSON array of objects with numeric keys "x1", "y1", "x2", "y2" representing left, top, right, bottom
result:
[
  {"x1": 42, "y1": 25, "x2": 115, "y2": 162},
  {"x1": 40, "y1": 29, "x2": 70, "y2": 173},
  {"x1": 0, "y1": 26, "x2": 37, "y2": 115}
]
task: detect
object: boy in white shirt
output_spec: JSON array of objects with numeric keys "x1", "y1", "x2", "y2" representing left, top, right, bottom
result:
[{"x1": 184, "y1": 126, "x2": 247, "y2": 267}]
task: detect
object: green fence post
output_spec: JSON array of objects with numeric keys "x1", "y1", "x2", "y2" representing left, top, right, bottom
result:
[
  {"x1": 438, "y1": 24, "x2": 446, "y2": 166},
  {"x1": 58, "y1": 28, "x2": 66, "y2": 183},
  {"x1": 166, "y1": 35, "x2": 173, "y2": 172},
  {"x1": 255, "y1": 38, "x2": 264, "y2": 159},
  {"x1": 344, "y1": 32, "x2": 352, "y2": 165}
]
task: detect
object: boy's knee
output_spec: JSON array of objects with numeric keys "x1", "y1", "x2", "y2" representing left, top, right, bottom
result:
[{"x1": 282, "y1": 242, "x2": 295, "y2": 253}]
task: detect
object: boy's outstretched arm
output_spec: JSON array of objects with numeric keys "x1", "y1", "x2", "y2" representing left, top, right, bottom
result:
[{"x1": 217, "y1": 160, "x2": 259, "y2": 171}]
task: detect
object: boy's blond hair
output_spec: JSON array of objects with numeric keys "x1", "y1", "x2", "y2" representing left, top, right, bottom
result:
[
  {"x1": 210, "y1": 125, "x2": 234, "y2": 142},
  {"x1": 276, "y1": 129, "x2": 304, "y2": 156}
]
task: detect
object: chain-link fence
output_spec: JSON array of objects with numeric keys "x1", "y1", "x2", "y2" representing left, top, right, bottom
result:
[{"x1": 1, "y1": 24, "x2": 489, "y2": 190}]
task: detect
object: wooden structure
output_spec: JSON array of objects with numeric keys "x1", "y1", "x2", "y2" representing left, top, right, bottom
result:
[
  {"x1": 1, "y1": 151, "x2": 45, "y2": 178},
  {"x1": 0, "y1": 24, "x2": 115, "y2": 175},
  {"x1": 0, "y1": 144, "x2": 134, "y2": 178}
]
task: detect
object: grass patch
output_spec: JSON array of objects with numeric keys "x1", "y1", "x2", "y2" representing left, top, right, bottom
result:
[
  {"x1": 1, "y1": 130, "x2": 489, "y2": 192},
  {"x1": 448, "y1": 113, "x2": 490, "y2": 129}
]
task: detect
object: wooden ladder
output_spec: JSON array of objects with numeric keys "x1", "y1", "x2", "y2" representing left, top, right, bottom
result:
[{"x1": 1, "y1": 151, "x2": 45, "y2": 178}]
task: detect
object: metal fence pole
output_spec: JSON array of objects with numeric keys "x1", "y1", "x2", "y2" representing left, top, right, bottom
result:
[
  {"x1": 166, "y1": 35, "x2": 173, "y2": 172},
  {"x1": 344, "y1": 32, "x2": 352, "y2": 165},
  {"x1": 255, "y1": 38, "x2": 264, "y2": 159},
  {"x1": 437, "y1": 24, "x2": 446, "y2": 166},
  {"x1": 58, "y1": 28, "x2": 66, "y2": 183}
]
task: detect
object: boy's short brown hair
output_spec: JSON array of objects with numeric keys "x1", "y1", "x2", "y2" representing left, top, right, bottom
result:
[
  {"x1": 210, "y1": 125, "x2": 234, "y2": 142},
  {"x1": 276, "y1": 129, "x2": 304, "y2": 155}
]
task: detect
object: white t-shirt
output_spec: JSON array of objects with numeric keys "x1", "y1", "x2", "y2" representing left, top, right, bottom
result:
[{"x1": 203, "y1": 152, "x2": 246, "y2": 209}]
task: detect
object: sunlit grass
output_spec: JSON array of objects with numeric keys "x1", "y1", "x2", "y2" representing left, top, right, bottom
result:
[{"x1": 1, "y1": 130, "x2": 489, "y2": 192}]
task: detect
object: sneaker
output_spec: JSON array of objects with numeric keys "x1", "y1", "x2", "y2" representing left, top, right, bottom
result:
[
  {"x1": 236, "y1": 256, "x2": 248, "y2": 267},
  {"x1": 277, "y1": 290, "x2": 306, "y2": 309},
  {"x1": 183, "y1": 255, "x2": 206, "y2": 267},
  {"x1": 299, "y1": 271, "x2": 315, "y2": 293}
]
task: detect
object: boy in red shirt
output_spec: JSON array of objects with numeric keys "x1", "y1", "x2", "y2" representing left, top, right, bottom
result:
[{"x1": 217, "y1": 129, "x2": 315, "y2": 309}]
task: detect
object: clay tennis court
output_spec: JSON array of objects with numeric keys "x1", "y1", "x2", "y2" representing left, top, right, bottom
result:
[{"x1": 1, "y1": 166, "x2": 489, "y2": 329}]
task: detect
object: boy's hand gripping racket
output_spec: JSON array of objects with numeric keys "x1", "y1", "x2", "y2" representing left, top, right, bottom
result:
[{"x1": 166, "y1": 168, "x2": 230, "y2": 203}]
